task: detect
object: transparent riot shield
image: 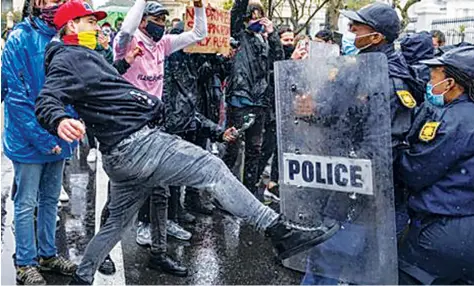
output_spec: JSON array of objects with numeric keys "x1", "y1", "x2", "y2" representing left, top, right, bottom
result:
[
  {"x1": 274, "y1": 53, "x2": 397, "y2": 285},
  {"x1": 309, "y1": 42, "x2": 340, "y2": 58}
]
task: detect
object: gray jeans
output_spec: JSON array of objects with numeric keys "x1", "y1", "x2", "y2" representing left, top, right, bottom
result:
[{"x1": 76, "y1": 127, "x2": 278, "y2": 282}]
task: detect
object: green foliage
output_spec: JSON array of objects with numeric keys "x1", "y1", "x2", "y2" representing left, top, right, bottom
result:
[
  {"x1": 222, "y1": 0, "x2": 234, "y2": 11},
  {"x1": 1, "y1": 10, "x2": 22, "y2": 34},
  {"x1": 345, "y1": 0, "x2": 374, "y2": 10}
]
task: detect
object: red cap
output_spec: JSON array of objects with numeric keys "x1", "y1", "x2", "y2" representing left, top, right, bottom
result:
[{"x1": 54, "y1": 0, "x2": 107, "y2": 29}]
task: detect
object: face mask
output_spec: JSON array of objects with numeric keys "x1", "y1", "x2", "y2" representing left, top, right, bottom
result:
[
  {"x1": 342, "y1": 31, "x2": 379, "y2": 55},
  {"x1": 283, "y1": 45, "x2": 295, "y2": 58},
  {"x1": 145, "y1": 21, "x2": 165, "y2": 42},
  {"x1": 40, "y1": 4, "x2": 61, "y2": 27},
  {"x1": 342, "y1": 31, "x2": 359, "y2": 55},
  {"x1": 63, "y1": 31, "x2": 98, "y2": 50},
  {"x1": 425, "y1": 78, "x2": 450, "y2": 107},
  {"x1": 247, "y1": 21, "x2": 264, "y2": 33}
]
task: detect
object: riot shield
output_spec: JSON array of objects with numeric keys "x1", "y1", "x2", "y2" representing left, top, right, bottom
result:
[
  {"x1": 274, "y1": 53, "x2": 397, "y2": 285},
  {"x1": 309, "y1": 42, "x2": 340, "y2": 58}
]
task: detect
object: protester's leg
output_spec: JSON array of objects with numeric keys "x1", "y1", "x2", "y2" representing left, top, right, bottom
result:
[
  {"x1": 243, "y1": 108, "x2": 266, "y2": 197},
  {"x1": 167, "y1": 186, "x2": 179, "y2": 222},
  {"x1": 98, "y1": 182, "x2": 116, "y2": 276},
  {"x1": 36, "y1": 160, "x2": 64, "y2": 259},
  {"x1": 75, "y1": 181, "x2": 150, "y2": 283},
  {"x1": 138, "y1": 198, "x2": 151, "y2": 224},
  {"x1": 12, "y1": 162, "x2": 42, "y2": 267},
  {"x1": 257, "y1": 112, "x2": 276, "y2": 180},
  {"x1": 270, "y1": 147, "x2": 279, "y2": 183},
  {"x1": 150, "y1": 186, "x2": 169, "y2": 255},
  {"x1": 86, "y1": 129, "x2": 96, "y2": 149},
  {"x1": 99, "y1": 182, "x2": 111, "y2": 227}
]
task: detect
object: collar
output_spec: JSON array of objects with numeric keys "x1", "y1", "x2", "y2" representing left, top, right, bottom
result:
[
  {"x1": 135, "y1": 29, "x2": 157, "y2": 53},
  {"x1": 30, "y1": 17, "x2": 57, "y2": 36}
]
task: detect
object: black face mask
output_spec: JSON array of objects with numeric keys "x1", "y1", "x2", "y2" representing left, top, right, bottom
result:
[
  {"x1": 145, "y1": 21, "x2": 165, "y2": 42},
  {"x1": 283, "y1": 45, "x2": 295, "y2": 59}
]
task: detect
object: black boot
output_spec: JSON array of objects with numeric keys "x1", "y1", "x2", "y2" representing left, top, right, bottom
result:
[
  {"x1": 265, "y1": 216, "x2": 340, "y2": 260},
  {"x1": 68, "y1": 273, "x2": 91, "y2": 285},
  {"x1": 178, "y1": 210, "x2": 196, "y2": 224},
  {"x1": 149, "y1": 253, "x2": 188, "y2": 277},
  {"x1": 185, "y1": 190, "x2": 214, "y2": 215},
  {"x1": 98, "y1": 255, "x2": 116, "y2": 275}
]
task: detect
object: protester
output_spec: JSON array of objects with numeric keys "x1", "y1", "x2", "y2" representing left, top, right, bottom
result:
[
  {"x1": 430, "y1": 29, "x2": 446, "y2": 49},
  {"x1": 108, "y1": 0, "x2": 207, "y2": 276},
  {"x1": 278, "y1": 25, "x2": 294, "y2": 59},
  {"x1": 1, "y1": 0, "x2": 77, "y2": 283},
  {"x1": 400, "y1": 31, "x2": 435, "y2": 87},
  {"x1": 314, "y1": 29, "x2": 333, "y2": 44},
  {"x1": 223, "y1": 0, "x2": 284, "y2": 200},
  {"x1": 397, "y1": 46, "x2": 474, "y2": 285},
  {"x1": 35, "y1": 1, "x2": 339, "y2": 284}
]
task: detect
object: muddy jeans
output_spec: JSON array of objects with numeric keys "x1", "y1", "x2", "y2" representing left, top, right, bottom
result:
[{"x1": 76, "y1": 127, "x2": 279, "y2": 283}]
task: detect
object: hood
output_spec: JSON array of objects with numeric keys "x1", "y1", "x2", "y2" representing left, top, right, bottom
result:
[
  {"x1": 363, "y1": 43, "x2": 412, "y2": 80},
  {"x1": 44, "y1": 39, "x2": 66, "y2": 73},
  {"x1": 31, "y1": 16, "x2": 57, "y2": 36},
  {"x1": 400, "y1": 32, "x2": 434, "y2": 65}
]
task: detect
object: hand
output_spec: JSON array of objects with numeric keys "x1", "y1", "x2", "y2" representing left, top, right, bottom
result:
[
  {"x1": 291, "y1": 45, "x2": 308, "y2": 60},
  {"x1": 260, "y1": 18, "x2": 274, "y2": 34},
  {"x1": 98, "y1": 33, "x2": 110, "y2": 49},
  {"x1": 58, "y1": 118, "x2": 86, "y2": 143},
  {"x1": 51, "y1": 145, "x2": 62, "y2": 155},
  {"x1": 223, "y1": 127, "x2": 238, "y2": 142},
  {"x1": 125, "y1": 46, "x2": 144, "y2": 64},
  {"x1": 193, "y1": 0, "x2": 203, "y2": 7},
  {"x1": 294, "y1": 94, "x2": 314, "y2": 117}
]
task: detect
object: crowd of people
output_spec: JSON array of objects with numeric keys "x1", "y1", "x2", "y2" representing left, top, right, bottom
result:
[{"x1": 1, "y1": 0, "x2": 473, "y2": 284}]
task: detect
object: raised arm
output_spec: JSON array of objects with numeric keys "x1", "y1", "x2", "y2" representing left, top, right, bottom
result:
[
  {"x1": 231, "y1": 0, "x2": 248, "y2": 38},
  {"x1": 166, "y1": 1, "x2": 208, "y2": 55},
  {"x1": 114, "y1": 0, "x2": 146, "y2": 60}
]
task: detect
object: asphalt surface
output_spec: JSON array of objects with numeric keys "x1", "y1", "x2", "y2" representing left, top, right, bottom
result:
[{"x1": 1, "y1": 148, "x2": 303, "y2": 285}]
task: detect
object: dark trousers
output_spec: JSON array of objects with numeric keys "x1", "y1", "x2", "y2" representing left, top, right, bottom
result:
[
  {"x1": 257, "y1": 111, "x2": 279, "y2": 183},
  {"x1": 86, "y1": 129, "x2": 97, "y2": 149},
  {"x1": 223, "y1": 106, "x2": 266, "y2": 194}
]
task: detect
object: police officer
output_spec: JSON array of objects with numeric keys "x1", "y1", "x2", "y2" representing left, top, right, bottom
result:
[
  {"x1": 396, "y1": 46, "x2": 474, "y2": 284},
  {"x1": 340, "y1": 2, "x2": 423, "y2": 237}
]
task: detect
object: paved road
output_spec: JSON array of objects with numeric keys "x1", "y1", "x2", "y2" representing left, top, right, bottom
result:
[{"x1": 1, "y1": 152, "x2": 303, "y2": 285}]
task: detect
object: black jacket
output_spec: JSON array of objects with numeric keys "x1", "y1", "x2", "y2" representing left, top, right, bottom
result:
[
  {"x1": 35, "y1": 41, "x2": 164, "y2": 153},
  {"x1": 163, "y1": 50, "x2": 224, "y2": 141},
  {"x1": 225, "y1": 0, "x2": 284, "y2": 107}
]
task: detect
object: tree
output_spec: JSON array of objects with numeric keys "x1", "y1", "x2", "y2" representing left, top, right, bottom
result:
[
  {"x1": 324, "y1": 0, "x2": 343, "y2": 31},
  {"x1": 393, "y1": 0, "x2": 421, "y2": 30},
  {"x1": 345, "y1": 0, "x2": 373, "y2": 10},
  {"x1": 222, "y1": 0, "x2": 233, "y2": 10}
]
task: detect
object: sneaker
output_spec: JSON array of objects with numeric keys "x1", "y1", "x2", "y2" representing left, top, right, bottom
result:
[
  {"x1": 149, "y1": 252, "x2": 188, "y2": 277},
  {"x1": 166, "y1": 220, "x2": 192, "y2": 241},
  {"x1": 98, "y1": 255, "x2": 116, "y2": 275},
  {"x1": 265, "y1": 216, "x2": 340, "y2": 260},
  {"x1": 68, "y1": 273, "x2": 91, "y2": 285},
  {"x1": 86, "y1": 148, "x2": 97, "y2": 163},
  {"x1": 16, "y1": 266, "x2": 46, "y2": 285},
  {"x1": 39, "y1": 255, "x2": 77, "y2": 276},
  {"x1": 59, "y1": 187, "x2": 69, "y2": 202},
  {"x1": 136, "y1": 222, "x2": 152, "y2": 247}
]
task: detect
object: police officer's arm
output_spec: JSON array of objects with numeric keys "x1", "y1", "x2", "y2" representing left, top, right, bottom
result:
[
  {"x1": 231, "y1": 0, "x2": 248, "y2": 38},
  {"x1": 396, "y1": 119, "x2": 472, "y2": 191},
  {"x1": 2, "y1": 37, "x2": 61, "y2": 154}
]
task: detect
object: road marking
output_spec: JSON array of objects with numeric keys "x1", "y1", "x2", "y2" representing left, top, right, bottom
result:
[{"x1": 93, "y1": 154, "x2": 126, "y2": 285}]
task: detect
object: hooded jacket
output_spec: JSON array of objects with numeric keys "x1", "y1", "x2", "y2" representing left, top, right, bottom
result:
[
  {"x1": 225, "y1": 0, "x2": 284, "y2": 107},
  {"x1": 35, "y1": 41, "x2": 164, "y2": 153},
  {"x1": 400, "y1": 32, "x2": 435, "y2": 85},
  {"x1": 2, "y1": 17, "x2": 75, "y2": 163},
  {"x1": 162, "y1": 27, "x2": 224, "y2": 141}
]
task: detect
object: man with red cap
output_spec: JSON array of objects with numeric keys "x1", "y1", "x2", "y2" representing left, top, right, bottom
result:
[{"x1": 36, "y1": 0, "x2": 339, "y2": 284}]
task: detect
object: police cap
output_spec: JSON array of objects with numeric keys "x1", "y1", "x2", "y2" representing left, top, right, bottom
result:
[
  {"x1": 340, "y1": 2, "x2": 400, "y2": 43},
  {"x1": 421, "y1": 46, "x2": 474, "y2": 79}
]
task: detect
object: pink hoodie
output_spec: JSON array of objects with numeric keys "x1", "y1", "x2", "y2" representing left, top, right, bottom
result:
[{"x1": 114, "y1": 0, "x2": 207, "y2": 99}]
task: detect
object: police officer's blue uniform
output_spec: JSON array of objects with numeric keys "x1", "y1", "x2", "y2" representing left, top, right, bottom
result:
[{"x1": 396, "y1": 46, "x2": 474, "y2": 285}]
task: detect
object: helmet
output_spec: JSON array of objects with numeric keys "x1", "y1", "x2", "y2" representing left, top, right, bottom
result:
[{"x1": 144, "y1": 1, "x2": 169, "y2": 17}]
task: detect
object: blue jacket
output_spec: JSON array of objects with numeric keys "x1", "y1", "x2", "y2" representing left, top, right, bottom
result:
[
  {"x1": 397, "y1": 94, "x2": 474, "y2": 216},
  {"x1": 2, "y1": 17, "x2": 75, "y2": 164}
]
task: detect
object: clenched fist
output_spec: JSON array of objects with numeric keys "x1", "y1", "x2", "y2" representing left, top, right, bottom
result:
[{"x1": 58, "y1": 118, "x2": 86, "y2": 143}]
